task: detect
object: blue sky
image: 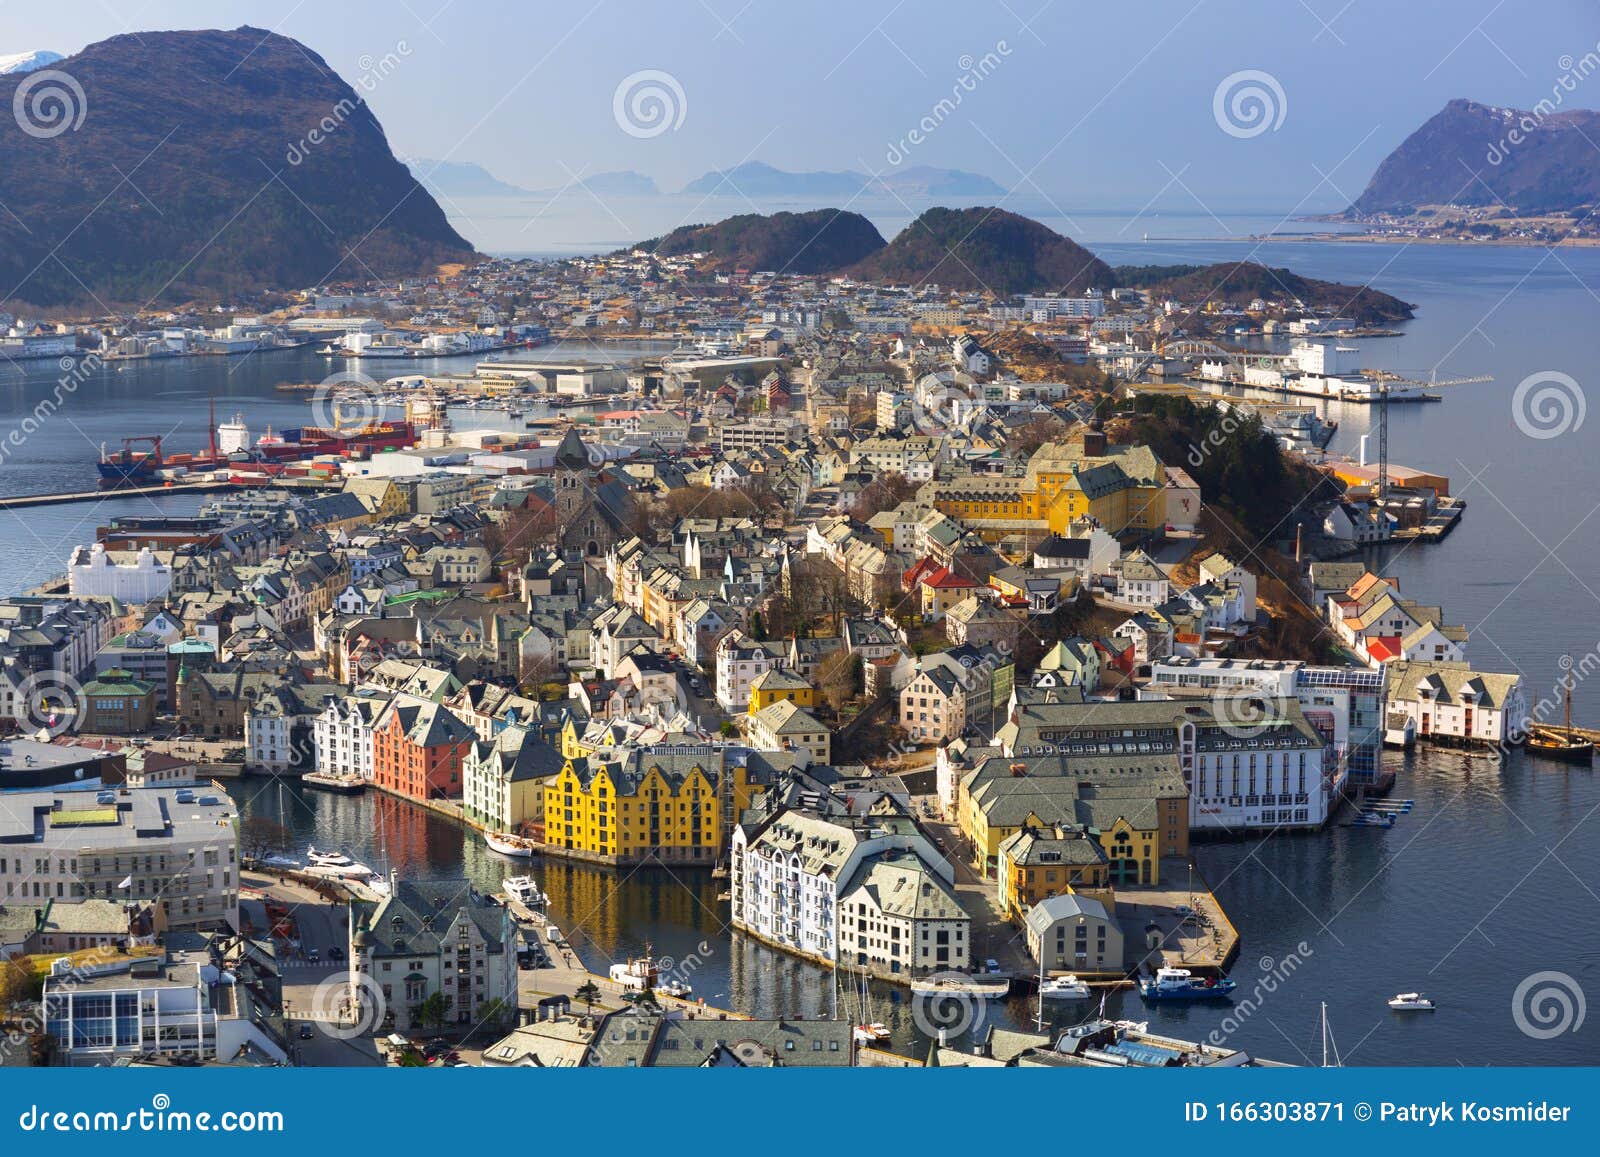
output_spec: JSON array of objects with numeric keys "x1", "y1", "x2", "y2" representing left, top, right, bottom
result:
[{"x1": 7, "y1": 0, "x2": 1600, "y2": 211}]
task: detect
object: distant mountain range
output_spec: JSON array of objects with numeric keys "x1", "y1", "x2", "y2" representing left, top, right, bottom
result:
[
  {"x1": 679, "y1": 161, "x2": 1007, "y2": 198},
  {"x1": 0, "y1": 49, "x2": 63, "y2": 74},
  {"x1": 0, "y1": 28, "x2": 473, "y2": 308},
  {"x1": 1349, "y1": 98, "x2": 1600, "y2": 216},
  {"x1": 408, "y1": 160, "x2": 661, "y2": 199}
]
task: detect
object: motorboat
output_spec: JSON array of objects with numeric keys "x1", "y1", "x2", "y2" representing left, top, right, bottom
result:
[
  {"x1": 1039, "y1": 975, "x2": 1092, "y2": 999},
  {"x1": 303, "y1": 848, "x2": 375, "y2": 879},
  {"x1": 485, "y1": 831, "x2": 536, "y2": 859},
  {"x1": 609, "y1": 952, "x2": 660, "y2": 991},
  {"x1": 1138, "y1": 967, "x2": 1237, "y2": 1003},
  {"x1": 658, "y1": 979, "x2": 693, "y2": 999},
  {"x1": 503, "y1": 875, "x2": 544, "y2": 907},
  {"x1": 258, "y1": 853, "x2": 301, "y2": 871},
  {"x1": 1387, "y1": 992, "x2": 1436, "y2": 1011}
]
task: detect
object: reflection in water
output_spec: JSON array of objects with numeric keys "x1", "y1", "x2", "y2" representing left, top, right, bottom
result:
[{"x1": 240, "y1": 744, "x2": 1600, "y2": 1064}]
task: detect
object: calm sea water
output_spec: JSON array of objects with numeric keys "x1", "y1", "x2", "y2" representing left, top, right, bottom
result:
[{"x1": 8, "y1": 230, "x2": 1600, "y2": 1064}]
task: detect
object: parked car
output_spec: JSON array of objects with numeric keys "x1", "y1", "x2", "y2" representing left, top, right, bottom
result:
[
  {"x1": 298, "y1": 1024, "x2": 315, "y2": 1040},
  {"x1": 328, "y1": 945, "x2": 345, "y2": 962},
  {"x1": 306, "y1": 948, "x2": 320, "y2": 963}
]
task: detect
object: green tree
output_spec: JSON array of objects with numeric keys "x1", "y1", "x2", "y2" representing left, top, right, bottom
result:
[
  {"x1": 413, "y1": 990, "x2": 451, "y2": 1031},
  {"x1": 574, "y1": 980, "x2": 602, "y2": 1020}
]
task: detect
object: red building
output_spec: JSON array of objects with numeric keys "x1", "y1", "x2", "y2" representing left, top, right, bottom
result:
[{"x1": 372, "y1": 698, "x2": 475, "y2": 801}]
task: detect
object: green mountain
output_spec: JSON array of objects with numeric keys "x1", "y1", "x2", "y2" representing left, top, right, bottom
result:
[
  {"x1": 0, "y1": 27, "x2": 474, "y2": 309},
  {"x1": 1113, "y1": 261, "x2": 1414, "y2": 323},
  {"x1": 633, "y1": 209, "x2": 887, "y2": 274},
  {"x1": 847, "y1": 207, "x2": 1114, "y2": 294}
]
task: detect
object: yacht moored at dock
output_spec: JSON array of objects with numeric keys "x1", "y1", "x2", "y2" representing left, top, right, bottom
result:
[{"x1": 1138, "y1": 967, "x2": 1237, "y2": 1003}]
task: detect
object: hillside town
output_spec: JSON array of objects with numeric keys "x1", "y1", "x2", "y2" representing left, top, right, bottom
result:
[{"x1": 0, "y1": 249, "x2": 1536, "y2": 1071}]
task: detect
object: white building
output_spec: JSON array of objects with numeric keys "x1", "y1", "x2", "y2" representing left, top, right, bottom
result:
[
  {"x1": 1384, "y1": 660, "x2": 1526, "y2": 747},
  {"x1": 313, "y1": 694, "x2": 383, "y2": 780},
  {"x1": 349, "y1": 878, "x2": 518, "y2": 1033},
  {"x1": 67, "y1": 544, "x2": 172, "y2": 604},
  {"x1": 730, "y1": 806, "x2": 967, "y2": 975},
  {"x1": 715, "y1": 631, "x2": 784, "y2": 713}
]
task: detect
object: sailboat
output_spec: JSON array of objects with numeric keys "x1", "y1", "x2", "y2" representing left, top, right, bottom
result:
[
  {"x1": 1321, "y1": 1003, "x2": 1342, "y2": 1067},
  {"x1": 1526, "y1": 659, "x2": 1594, "y2": 764}
]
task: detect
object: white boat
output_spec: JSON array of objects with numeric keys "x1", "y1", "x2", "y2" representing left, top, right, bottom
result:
[
  {"x1": 910, "y1": 973, "x2": 1010, "y2": 1000},
  {"x1": 258, "y1": 853, "x2": 301, "y2": 870},
  {"x1": 609, "y1": 952, "x2": 660, "y2": 991},
  {"x1": 503, "y1": 875, "x2": 543, "y2": 906},
  {"x1": 484, "y1": 831, "x2": 536, "y2": 859},
  {"x1": 658, "y1": 979, "x2": 693, "y2": 999},
  {"x1": 1387, "y1": 992, "x2": 1436, "y2": 1011},
  {"x1": 363, "y1": 873, "x2": 391, "y2": 897},
  {"x1": 302, "y1": 848, "x2": 374, "y2": 879},
  {"x1": 1040, "y1": 975, "x2": 1092, "y2": 999},
  {"x1": 852, "y1": 1022, "x2": 891, "y2": 1045}
]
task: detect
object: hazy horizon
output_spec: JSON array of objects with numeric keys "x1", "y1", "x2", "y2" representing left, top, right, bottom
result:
[{"x1": 6, "y1": 0, "x2": 1599, "y2": 223}]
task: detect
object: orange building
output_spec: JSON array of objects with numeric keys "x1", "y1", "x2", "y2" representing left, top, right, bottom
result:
[{"x1": 372, "y1": 697, "x2": 476, "y2": 802}]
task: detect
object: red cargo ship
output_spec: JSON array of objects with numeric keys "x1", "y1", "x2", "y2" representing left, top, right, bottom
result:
[{"x1": 98, "y1": 419, "x2": 416, "y2": 488}]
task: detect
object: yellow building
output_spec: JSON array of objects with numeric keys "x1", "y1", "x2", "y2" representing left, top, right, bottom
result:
[
  {"x1": 959, "y1": 755, "x2": 1184, "y2": 887},
  {"x1": 747, "y1": 668, "x2": 818, "y2": 714},
  {"x1": 931, "y1": 427, "x2": 1169, "y2": 542},
  {"x1": 542, "y1": 749, "x2": 759, "y2": 864},
  {"x1": 995, "y1": 823, "x2": 1115, "y2": 920}
]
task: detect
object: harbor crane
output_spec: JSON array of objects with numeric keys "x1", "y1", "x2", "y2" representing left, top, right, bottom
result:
[{"x1": 1359, "y1": 369, "x2": 1492, "y2": 500}]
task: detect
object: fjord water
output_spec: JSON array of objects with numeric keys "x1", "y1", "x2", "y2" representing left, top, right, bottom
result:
[{"x1": 7, "y1": 226, "x2": 1599, "y2": 1062}]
